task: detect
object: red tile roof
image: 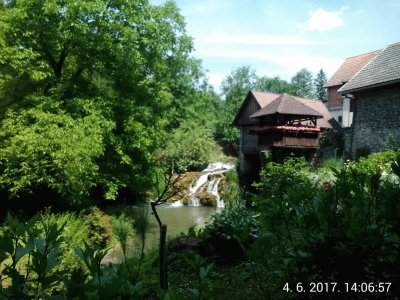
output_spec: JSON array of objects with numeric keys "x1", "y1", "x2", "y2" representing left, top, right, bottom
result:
[
  {"x1": 324, "y1": 49, "x2": 381, "y2": 88},
  {"x1": 339, "y1": 42, "x2": 400, "y2": 93},
  {"x1": 250, "y1": 93, "x2": 323, "y2": 118},
  {"x1": 251, "y1": 91, "x2": 281, "y2": 107},
  {"x1": 294, "y1": 97, "x2": 339, "y2": 129},
  {"x1": 250, "y1": 92, "x2": 339, "y2": 129}
]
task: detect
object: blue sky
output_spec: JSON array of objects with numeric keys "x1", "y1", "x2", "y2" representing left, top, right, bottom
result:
[{"x1": 150, "y1": 0, "x2": 400, "y2": 92}]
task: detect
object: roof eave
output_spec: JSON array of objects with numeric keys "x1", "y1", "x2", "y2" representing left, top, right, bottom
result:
[
  {"x1": 232, "y1": 90, "x2": 256, "y2": 126},
  {"x1": 250, "y1": 112, "x2": 323, "y2": 119},
  {"x1": 339, "y1": 79, "x2": 400, "y2": 95}
]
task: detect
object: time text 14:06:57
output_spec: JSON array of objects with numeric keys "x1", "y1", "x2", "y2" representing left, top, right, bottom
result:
[{"x1": 283, "y1": 282, "x2": 391, "y2": 293}]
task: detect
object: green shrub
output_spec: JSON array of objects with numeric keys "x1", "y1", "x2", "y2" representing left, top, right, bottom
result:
[
  {"x1": 220, "y1": 169, "x2": 240, "y2": 205},
  {"x1": 247, "y1": 150, "x2": 400, "y2": 298},
  {"x1": 253, "y1": 156, "x2": 313, "y2": 203},
  {"x1": 84, "y1": 207, "x2": 113, "y2": 249},
  {"x1": 163, "y1": 122, "x2": 222, "y2": 172},
  {"x1": 36, "y1": 210, "x2": 91, "y2": 275},
  {"x1": 111, "y1": 214, "x2": 134, "y2": 273},
  {"x1": 0, "y1": 211, "x2": 142, "y2": 299},
  {"x1": 320, "y1": 157, "x2": 343, "y2": 170},
  {"x1": 203, "y1": 200, "x2": 259, "y2": 243},
  {"x1": 0, "y1": 213, "x2": 66, "y2": 298},
  {"x1": 111, "y1": 215, "x2": 134, "y2": 251},
  {"x1": 201, "y1": 199, "x2": 260, "y2": 263}
]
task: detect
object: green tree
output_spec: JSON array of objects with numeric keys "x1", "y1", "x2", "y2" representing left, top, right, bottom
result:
[
  {"x1": 0, "y1": 0, "x2": 206, "y2": 206},
  {"x1": 314, "y1": 68, "x2": 327, "y2": 102},
  {"x1": 0, "y1": 99, "x2": 113, "y2": 203},
  {"x1": 255, "y1": 76, "x2": 294, "y2": 94},
  {"x1": 217, "y1": 66, "x2": 258, "y2": 145},
  {"x1": 291, "y1": 68, "x2": 314, "y2": 98},
  {"x1": 163, "y1": 57, "x2": 220, "y2": 133},
  {"x1": 163, "y1": 121, "x2": 221, "y2": 172}
]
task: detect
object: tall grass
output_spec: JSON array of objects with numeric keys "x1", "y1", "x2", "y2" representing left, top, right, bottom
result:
[
  {"x1": 320, "y1": 157, "x2": 344, "y2": 170},
  {"x1": 111, "y1": 214, "x2": 134, "y2": 276}
]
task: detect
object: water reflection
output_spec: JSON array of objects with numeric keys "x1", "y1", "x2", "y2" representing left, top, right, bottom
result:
[{"x1": 134, "y1": 204, "x2": 222, "y2": 249}]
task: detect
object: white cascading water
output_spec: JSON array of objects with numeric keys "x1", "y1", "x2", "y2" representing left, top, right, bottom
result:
[{"x1": 188, "y1": 162, "x2": 235, "y2": 208}]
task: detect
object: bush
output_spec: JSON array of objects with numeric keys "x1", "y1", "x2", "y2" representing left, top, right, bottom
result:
[
  {"x1": 219, "y1": 169, "x2": 240, "y2": 205},
  {"x1": 247, "y1": 150, "x2": 400, "y2": 298},
  {"x1": 163, "y1": 122, "x2": 223, "y2": 172},
  {"x1": 84, "y1": 207, "x2": 113, "y2": 249},
  {"x1": 320, "y1": 157, "x2": 343, "y2": 170},
  {"x1": 0, "y1": 103, "x2": 112, "y2": 205},
  {"x1": 36, "y1": 210, "x2": 91, "y2": 275},
  {"x1": 0, "y1": 211, "x2": 142, "y2": 299},
  {"x1": 0, "y1": 213, "x2": 67, "y2": 298},
  {"x1": 111, "y1": 214, "x2": 135, "y2": 260},
  {"x1": 201, "y1": 200, "x2": 260, "y2": 263}
]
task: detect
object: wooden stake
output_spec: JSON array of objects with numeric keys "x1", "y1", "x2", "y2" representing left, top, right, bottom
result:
[{"x1": 160, "y1": 224, "x2": 168, "y2": 290}]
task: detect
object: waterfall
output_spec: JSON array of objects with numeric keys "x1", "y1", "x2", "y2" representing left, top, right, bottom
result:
[{"x1": 188, "y1": 162, "x2": 235, "y2": 208}]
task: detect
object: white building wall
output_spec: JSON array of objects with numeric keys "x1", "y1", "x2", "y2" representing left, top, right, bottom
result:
[
  {"x1": 342, "y1": 97, "x2": 353, "y2": 128},
  {"x1": 328, "y1": 107, "x2": 343, "y2": 127}
]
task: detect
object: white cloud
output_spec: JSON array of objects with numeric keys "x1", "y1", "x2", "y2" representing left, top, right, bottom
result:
[
  {"x1": 304, "y1": 7, "x2": 347, "y2": 31},
  {"x1": 197, "y1": 32, "x2": 311, "y2": 46},
  {"x1": 195, "y1": 48, "x2": 342, "y2": 79},
  {"x1": 206, "y1": 73, "x2": 226, "y2": 91}
]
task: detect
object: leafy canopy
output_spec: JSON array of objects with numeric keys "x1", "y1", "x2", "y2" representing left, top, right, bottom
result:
[{"x1": 0, "y1": 0, "x2": 218, "y2": 206}]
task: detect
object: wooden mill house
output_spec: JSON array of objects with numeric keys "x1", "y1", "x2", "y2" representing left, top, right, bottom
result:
[{"x1": 233, "y1": 91, "x2": 338, "y2": 185}]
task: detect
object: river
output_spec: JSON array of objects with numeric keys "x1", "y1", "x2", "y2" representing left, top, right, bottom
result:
[
  {"x1": 133, "y1": 204, "x2": 222, "y2": 250},
  {"x1": 105, "y1": 162, "x2": 234, "y2": 260}
]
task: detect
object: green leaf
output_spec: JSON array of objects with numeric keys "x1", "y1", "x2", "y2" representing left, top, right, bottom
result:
[
  {"x1": 199, "y1": 262, "x2": 214, "y2": 280},
  {"x1": 188, "y1": 288, "x2": 200, "y2": 298},
  {"x1": 15, "y1": 242, "x2": 33, "y2": 263}
]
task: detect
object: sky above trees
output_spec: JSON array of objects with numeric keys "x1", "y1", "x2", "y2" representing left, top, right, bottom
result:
[{"x1": 150, "y1": 0, "x2": 400, "y2": 92}]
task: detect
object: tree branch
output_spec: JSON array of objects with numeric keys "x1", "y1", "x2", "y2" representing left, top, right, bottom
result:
[{"x1": 41, "y1": 41, "x2": 70, "y2": 78}]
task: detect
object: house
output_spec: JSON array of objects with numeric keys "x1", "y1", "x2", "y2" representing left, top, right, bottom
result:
[
  {"x1": 324, "y1": 49, "x2": 381, "y2": 127},
  {"x1": 233, "y1": 91, "x2": 338, "y2": 184},
  {"x1": 338, "y1": 42, "x2": 400, "y2": 156}
]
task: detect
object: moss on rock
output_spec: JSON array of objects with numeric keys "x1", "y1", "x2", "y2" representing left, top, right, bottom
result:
[{"x1": 197, "y1": 192, "x2": 217, "y2": 207}]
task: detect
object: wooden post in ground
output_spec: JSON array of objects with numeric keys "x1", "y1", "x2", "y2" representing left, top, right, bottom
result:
[{"x1": 160, "y1": 224, "x2": 168, "y2": 290}]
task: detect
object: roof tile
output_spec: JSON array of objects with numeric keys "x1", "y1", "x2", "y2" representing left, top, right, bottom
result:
[
  {"x1": 250, "y1": 93, "x2": 323, "y2": 118},
  {"x1": 324, "y1": 50, "x2": 381, "y2": 88},
  {"x1": 339, "y1": 42, "x2": 400, "y2": 93},
  {"x1": 250, "y1": 92, "x2": 340, "y2": 129}
]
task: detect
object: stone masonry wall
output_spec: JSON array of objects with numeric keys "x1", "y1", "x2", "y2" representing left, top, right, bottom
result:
[{"x1": 350, "y1": 83, "x2": 400, "y2": 156}]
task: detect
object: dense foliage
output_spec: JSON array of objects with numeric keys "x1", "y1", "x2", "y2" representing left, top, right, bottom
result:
[
  {"x1": 1, "y1": 150, "x2": 400, "y2": 299},
  {"x1": 291, "y1": 68, "x2": 314, "y2": 98},
  {"x1": 2, "y1": 1, "x2": 398, "y2": 299},
  {"x1": 0, "y1": 0, "x2": 220, "y2": 208},
  {"x1": 248, "y1": 150, "x2": 400, "y2": 299}
]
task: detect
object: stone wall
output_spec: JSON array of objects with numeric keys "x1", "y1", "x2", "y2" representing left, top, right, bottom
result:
[
  {"x1": 349, "y1": 83, "x2": 400, "y2": 156},
  {"x1": 343, "y1": 127, "x2": 352, "y2": 154}
]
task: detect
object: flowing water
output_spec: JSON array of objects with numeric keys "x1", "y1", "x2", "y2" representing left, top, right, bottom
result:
[
  {"x1": 185, "y1": 162, "x2": 235, "y2": 207},
  {"x1": 106, "y1": 162, "x2": 235, "y2": 260}
]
